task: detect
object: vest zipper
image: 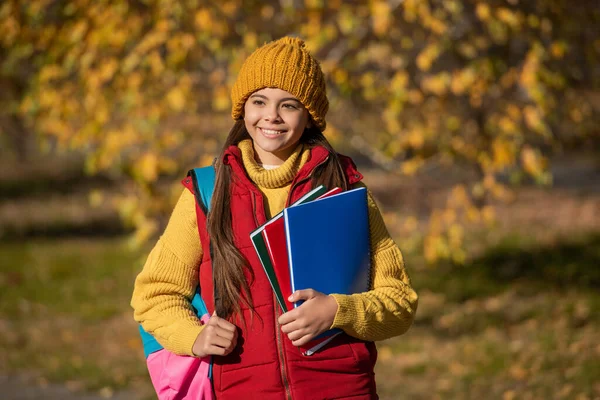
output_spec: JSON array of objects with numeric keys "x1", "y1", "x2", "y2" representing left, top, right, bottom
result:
[
  {"x1": 251, "y1": 191, "x2": 293, "y2": 400},
  {"x1": 276, "y1": 155, "x2": 329, "y2": 399},
  {"x1": 274, "y1": 294, "x2": 293, "y2": 400},
  {"x1": 251, "y1": 155, "x2": 333, "y2": 399}
]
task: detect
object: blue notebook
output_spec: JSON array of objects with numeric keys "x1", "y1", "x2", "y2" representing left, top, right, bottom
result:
[{"x1": 283, "y1": 187, "x2": 371, "y2": 306}]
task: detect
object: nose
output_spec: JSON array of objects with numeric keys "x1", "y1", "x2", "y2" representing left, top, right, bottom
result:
[{"x1": 263, "y1": 105, "x2": 282, "y2": 123}]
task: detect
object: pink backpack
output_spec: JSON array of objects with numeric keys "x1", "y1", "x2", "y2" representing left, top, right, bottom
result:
[{"x1": 145, "y1": 314, "x2": 214, "y2": 400}]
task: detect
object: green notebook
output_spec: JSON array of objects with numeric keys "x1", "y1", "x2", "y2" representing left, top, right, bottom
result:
[{"x1": 250, "y1": 185, "x2": 328, "y2": 312}]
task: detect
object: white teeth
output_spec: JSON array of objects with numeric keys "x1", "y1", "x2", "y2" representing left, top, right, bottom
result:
[{"x1": 260, "y1": 128, "x2": 285, "y2": 135}]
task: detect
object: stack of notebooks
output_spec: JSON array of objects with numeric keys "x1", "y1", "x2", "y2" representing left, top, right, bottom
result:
[{"x1": 250, "y1": 185, "x2": 371, "y2": 355}]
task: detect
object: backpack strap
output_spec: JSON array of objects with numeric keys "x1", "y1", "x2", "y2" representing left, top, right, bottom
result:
[
  {"x1": 187, "y1": 165, "x2": 216, "y2": 318},
  {"x1": 188, "y1": 165, "x2": 216, "y2": 216},
  {"x1": 139, "y1": 164, "x2": 216, "y2": 359}
]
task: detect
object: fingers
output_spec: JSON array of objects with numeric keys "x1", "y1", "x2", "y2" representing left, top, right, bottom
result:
[
  {"x1": 215, "y1": 316, "x2": 237, "y2": 332},
  {"x1": 278, "y1": 289, "x2": 320, "y2": 325},
  {"x1": 278, "y1": 312, "x2": 313, "y2": 343},
  {"x1": 197, "y1": 329, "x2": 236, "y2": 357},
  {"x1": 288, "y1": 289, "x2": 316, "y2": 303},
  {"x1": 200, "y1": 339, "x2": 237, "y2": 356},
  {"x1": 278, "y1": 307, "x2": 298, "y2": 325},
  {"x1": 278, "y1": 291, "x2": 337, "y2": 347},
  {"x1": 208, "y1": 313, "x2": 231, "y2": 327},
  {"x1": 287, "y1": 327, "x2": 312, "y2": 343},
  {"x1": 279, "y1": 317, "x2": 301, "y2": 334},
  {"x1": 193, "y1": 315, "x2": 239, "y2": 357},
  {"x1": 209, "y1": 332, "x2": 232, "y2": 349},
  {"x1": 206, "y1": 322, "x2": 237, "y2": 345},
  {"x1": 291, "y1": 333, "x2": 314, "y2": 347},
  {"x1": 280, "y1": 319, "x2": 315, "y2": 344},
  {"x1": 205, "y1": 344, "x2": 234, "y2": 356},
  {"x1": 209, "y1": 313, "x2": 237, "y2": 330},
  {"x1": 207, "y1": 315, "x2": 237, "y2": 342}
]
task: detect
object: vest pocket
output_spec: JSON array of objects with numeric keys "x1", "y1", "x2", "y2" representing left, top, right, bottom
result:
[{"x1": 285, "y1": 333, "x2": 369, "y2": 371}]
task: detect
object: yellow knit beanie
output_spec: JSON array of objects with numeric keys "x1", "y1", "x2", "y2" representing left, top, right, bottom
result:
[{"x1": 231, "y1": 36, "x2": 329, "y2": 131}]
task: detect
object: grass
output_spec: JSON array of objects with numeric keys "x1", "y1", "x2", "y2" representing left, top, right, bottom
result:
[
  {"x1": 375, "y1": 231, "x2": 600, "y2": 400},
  {"x1": 0, "y1": 239, "x2": 141, "y2": 321},
  {"x1": 1, "y1": 232, "x2": 599, "y2": 399},
  {"x1": 0, "y1": 238, "x2": 155, "y2": 399}
]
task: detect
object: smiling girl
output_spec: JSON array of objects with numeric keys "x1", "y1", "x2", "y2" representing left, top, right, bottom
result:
[{"x1": 131, "y1": 36, "x2": 418, "y2": 399}]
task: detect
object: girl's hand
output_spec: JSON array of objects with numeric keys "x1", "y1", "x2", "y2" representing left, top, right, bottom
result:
[
  {"x1": 192, "y1": 312, "x2": 238, "y2": 358},
  {"x1": 277, "y1": 289, "x2": 339, "y2": 347}
]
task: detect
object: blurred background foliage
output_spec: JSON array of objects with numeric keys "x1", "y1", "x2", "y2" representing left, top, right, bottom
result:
[
  {"x1": 1, "y1": 0, "x2": 598, "y2": 261},
  {"x1": 1, "y1": 1, "x2": 599, "y2": 399}
]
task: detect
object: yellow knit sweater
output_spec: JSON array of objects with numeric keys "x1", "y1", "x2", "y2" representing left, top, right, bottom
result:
[{"x1": 131, "y1": 140, "x2": 418, "y2": 356}]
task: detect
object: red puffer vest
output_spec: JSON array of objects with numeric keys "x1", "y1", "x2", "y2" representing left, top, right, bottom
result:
[{"x1": 182, "y1": 145, "x2": 378, "y2": 400}]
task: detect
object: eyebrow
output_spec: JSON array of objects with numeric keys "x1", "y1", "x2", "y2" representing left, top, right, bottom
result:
[{"x1": 249, "y1": 94, "x2": 302, "y2": 104}]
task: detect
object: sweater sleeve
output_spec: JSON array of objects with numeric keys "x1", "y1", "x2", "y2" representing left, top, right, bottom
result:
[
  {"x1": 329, "y1": 182, "x2": 418, "y2": 341},
  {"x1": 131, "y1": 189, "x2": 205, "y2": 356}
]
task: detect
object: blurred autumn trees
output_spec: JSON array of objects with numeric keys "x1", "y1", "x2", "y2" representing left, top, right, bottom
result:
[{"x1": 1, "y1": 0, "x2": 598, "y2": 261}]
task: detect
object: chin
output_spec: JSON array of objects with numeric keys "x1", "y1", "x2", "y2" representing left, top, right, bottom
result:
[{"x1": 260, "y1": 144, "x2": 287, "y2": 154}]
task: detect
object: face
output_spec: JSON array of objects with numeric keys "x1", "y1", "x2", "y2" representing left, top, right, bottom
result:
[{"x1": 244, "y1": 88, "x2": 311, "y2": 165}]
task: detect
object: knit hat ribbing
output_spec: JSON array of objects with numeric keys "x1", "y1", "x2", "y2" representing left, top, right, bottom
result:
[{"x1": 231, "y1": 36, "x2": 329, "y2": 131}]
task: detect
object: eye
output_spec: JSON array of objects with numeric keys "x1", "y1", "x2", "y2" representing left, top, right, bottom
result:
[
  {"x1": 282, "y1": 103, "x2": 299, "y2": 110},
  {"x1": 252, "y1": 99, "x2": 265, "y2": 106}
]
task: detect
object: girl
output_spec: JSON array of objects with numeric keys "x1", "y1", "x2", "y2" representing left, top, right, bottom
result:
[{"x1": 132, "y1": 36, "x2": 418, "y2": 399}]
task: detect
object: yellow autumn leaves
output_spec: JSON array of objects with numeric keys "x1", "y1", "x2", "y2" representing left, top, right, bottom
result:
[{"x1": 1, "y1": 0, "x2": 596, "y2": 257}]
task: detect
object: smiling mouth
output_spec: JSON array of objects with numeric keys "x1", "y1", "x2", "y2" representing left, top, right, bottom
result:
[{"x1": 259, "y1": 127, "x2": 286, "y2": 135}]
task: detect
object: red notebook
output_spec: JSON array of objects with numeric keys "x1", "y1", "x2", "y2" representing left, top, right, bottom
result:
[
  {"x1": 262, "y1": 187, "x2": 344, "y2": 355},
  {"x1": 262, "y1": 224, "x2": 294, "y2": 311}
]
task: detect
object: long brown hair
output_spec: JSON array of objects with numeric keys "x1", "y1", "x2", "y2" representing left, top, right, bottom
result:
[{"x1": 207, "y1": 121, "x2": 349, "y2": 319}]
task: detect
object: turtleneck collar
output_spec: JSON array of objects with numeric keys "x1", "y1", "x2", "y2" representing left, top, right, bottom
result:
[{"x1": 238, "y1": 139, "x2": 310, "y2": 189}]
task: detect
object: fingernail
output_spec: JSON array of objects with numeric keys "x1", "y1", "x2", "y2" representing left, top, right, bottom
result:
[{"x1": 288, "y1": 295, "x2": 293, "y2": 301}]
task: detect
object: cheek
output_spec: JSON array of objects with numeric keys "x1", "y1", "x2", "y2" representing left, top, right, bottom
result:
[
  {"x1": 243, "y1": 108, "x2": 253, "y2": 130},
  {"x1": 295, "y1": 113, "x2": 310, "y2": 132},
  {"x1": 243, "y1": 108, "x2": 258, "y2": 126},
  {"x1": 243, "y1": 101, "x2": 259, "y2": 119},
  {"x1": 244, "y1": 118, "x2": 256, "y2": 138}
]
